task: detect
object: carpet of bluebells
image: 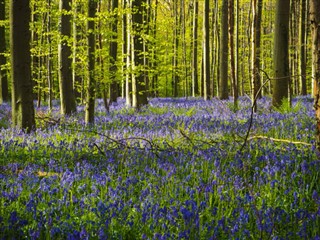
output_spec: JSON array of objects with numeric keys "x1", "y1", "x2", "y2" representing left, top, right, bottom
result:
[{"x1": 0, "y1": 96, "x2": 320, "y2": 239}]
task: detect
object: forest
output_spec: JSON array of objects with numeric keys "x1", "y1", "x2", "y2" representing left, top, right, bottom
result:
[{"x1": 1, "y1": 0, "x2": 320, "y2": 239}]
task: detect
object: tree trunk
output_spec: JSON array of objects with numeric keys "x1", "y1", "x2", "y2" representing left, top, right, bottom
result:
[
  {"x1": 109, "y1": 0, "x2": 119, "y2": 104},
  {"x1": 251, "y1": 0, "x2": 263, "y2": 111},
  {"x1": 272, "y1": 0, "x2": 290, "y2": 107},
  {"x1": 229, "y1": 0, "x2": 237, "y2": 107},
  {"x1": 132, "y1": 0, "x2": 148, "y2": 109},
  {"x1": 72, "y1": 1, "x2": 82, "y2": 102},
  {"x1": 311, "y1": 0, "x2": 320, "y2": 152},
  {"x1": 300, "y1": 0, "x2": 307, "y2": 95},
  {"x1": 219, "y1": 0, "x2": 229, "y2": 100},
  {"x1": 85, "y1": 0, "x2": 97, "y2": 124},
  {"x1": 173, "y1": 0, "x2": 179, "y2": 97},
  {"x1": 192, "y1": 0, "x2": 199, "y2": 97},
  {"x1": 151, "y1": 0, "x2": 158, "y2": 97},
  {"x1": 10, "y1": 0, "x2": 35, "y2": 132},
  {"x1": 235, "y1": 0, "x2": 239, "y2": 98},
  {"x1": 47, "y1": 0, "x2": 53, "y2": 109},
  {"x1": 0, "y1": 0, "x2": 8, "y2": 104},
  {"x1": 203, "y1": 0, "x2": 210, "y2": 100},
  {"x1": 58, "y1": 0, "x2": 77, "y2": 115},
  {"x1": 125, "y1": 0, "x2": 132, "y2": 107}
]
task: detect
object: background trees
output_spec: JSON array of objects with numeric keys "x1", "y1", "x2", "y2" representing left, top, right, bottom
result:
[
  {"x1": 0, "y1": 0, "x2": 8, "y2": 104},
  {"x1": 3, "y1": 0, "x2": 319, "y2": 129}
]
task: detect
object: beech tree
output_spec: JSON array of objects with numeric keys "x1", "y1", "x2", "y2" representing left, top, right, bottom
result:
[
  {"x1": 300, "y1": 0, "x2": 307, "y2": 95},
  {"x1": 192, "y1": 0, "x2": 199, "y2": 97},
  {"x1": 251, "y1": 0, "x2": 263, "y2": 111},
  {"x1": 0, "y1": 0, "x2": 8, "y2": 104},
  {"x1": 58, "y1": 0, "x2": 77, "y2": 115},
  {"x1": 10, "y1": 0, "x2": 35, "y2": 132},
  {"x1": 109, "y1": 0, "x2": 119, "y2": 104},
  {"x1": 219, "y1": 0, "x2": 229, "y2": 100},
  {"x1": 272, "y1": 0, "x2": 290, "y2": 107},
  {"x1": 311, "y1": 0, "x2": 320, "y2": 151},
  {"x1": 132, "y1": 0, "x2": 148, "y2": 109},
  {"x1": 85, "y1": 0, "x2": 97, "y2": 124},
  {"x1": 203, "y1": 0, "x2": 210, "y2": 100}
]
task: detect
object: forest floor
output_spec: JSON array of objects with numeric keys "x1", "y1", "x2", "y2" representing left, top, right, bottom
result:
[{"x1": 0, "y1": 96, "x2": 319, "y2": 239}]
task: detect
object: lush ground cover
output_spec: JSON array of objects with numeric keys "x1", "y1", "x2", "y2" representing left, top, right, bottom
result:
[{"x1": 0, "y1": 96, "x2": 319, "y2": 239}]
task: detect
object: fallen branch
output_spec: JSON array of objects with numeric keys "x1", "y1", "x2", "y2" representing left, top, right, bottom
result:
[{"x1": 248, "y1": 135, "x2": 312, "y2": 146}]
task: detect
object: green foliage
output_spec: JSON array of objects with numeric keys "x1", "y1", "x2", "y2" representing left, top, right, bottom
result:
[
  {"x1": 276, "y1": 98, "x2": 305, "y2": 114},
  {"x1": 173, "y1": 106, "x2": 196, "y2": 117}
]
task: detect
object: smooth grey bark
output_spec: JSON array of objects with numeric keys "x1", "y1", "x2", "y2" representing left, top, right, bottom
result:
[
  {"x1": 272, "y1": 0, "x2": 290, "y2": 107},
  {"x1": 229, "y1": 0, "x2": 237, "y2": 107},
  {"x1": 109, "y1": 0, "x2": 119, "y2": 104},
  {"x1": 203, "y1": 0, "x2": 210, "y2": 100},
  {"x1": 300, "y1": 0, "x2": 307, "y2": 95},
  {"x1": 85, "y1": 0, "x2": 97, "y2": 124},
  {"x1": 251, "y1": 0, "x2": 263, "y2": 111},
  {"x1": 47, "y1": 0, "x2": 53, "y2": 109},
  {"x1": 10, "y1": 0, "x2": 35, "y2": 132},
  {"x1": 311, "y1": 0, "x2": 320, "y2": 152},
  {"x1": 219, "y1": 0, "x2": 229, "y2": 100},
  {"x1": 72, "y1": 1, "x2": 82, "y2": 102},
  {"x1": 58, "y1": 0, "x2": 77, "y2": 115},
  {"x1": 0, "y1": 0, "x2": 8, "y2": 103},
  {"x1": 172, "y1": 0, "x2": 179, "y2": 97},
  {"x1": 132, "y1": 0, "x2": 148, "y2": 109},
  {"x1": 192, "y1": 0, "x2": 199, "y2": 97}
]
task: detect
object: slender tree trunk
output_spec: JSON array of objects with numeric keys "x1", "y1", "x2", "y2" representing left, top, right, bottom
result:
[
  {"x1": 235, "y1": 0, "x2": 239, "y2": 97},
  {"x1": 251, "y1": 0, "x2": 263, "y2": 111},
  {"x1": 58, "y1": 0, "x2": 77, "y2": 115},
  {"x1": 47, "y1": 0, "x2": 53, "y2": 109},
  {"x1": 203, "y1": 0, "x2": 210, "y2": 100},
  {"x1": 0, "y1": 0, "x2": 8, "y2": 104},
  {"x1": 72, "y1": 1, "x2": 82, "y2": 102},
  {"x1": 125, "y1": 0, "x2": 132, "y2": 107},
  {"x1": 300, "y1": 0, "x2": 307, "y2": 95},
  {"x1": 181, "y1": 0, "x2": 188, "y2": 97},
  {"x1": 85, "y1": 0, "x2": 97, "y2": 124},
  {"x1": 151, "y1": 0, "x2": 158, "y2": 97},
  {"x1": 10, "y1": 0, "x2": 35, "y2": 132},
  {"x1": 311, "y1": 0, "x2": 320, "y2": 152},
  {"x1": 110, "y1": 0, "x2": 119, "y2": 104},
  {"x1": 272, "y1": 0, "x2": 290, "y2": 107},
  {"x1": 192, "y1": 0, "x2": 199, "y2": 97},
  {"x1": 173, "y1": 0, "x2": 179, "y2": 97},
  {"x1": 229, "y1": 0, "x2": 237, "y2": 107},
  {"x1": 219, "y1": 0, "x2": 229, "y2": 100}
]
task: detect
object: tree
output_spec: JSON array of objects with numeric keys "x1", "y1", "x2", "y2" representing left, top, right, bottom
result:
[
  {"x1": 125, "y1": 0, "x2": 132, "y2": 107},
  {"x1": 58, "y1": 0, "x2": 77, "y2": 115},
  {"x1": 172, "y1": 0, "x2": 179, "y2": 97},
  {"x1": 300, "y1": 0, "x2": 307, "y2": 95},
  {"x1": 85, "y1": 0, "x2": 97, "y2": 124},
  {"x1": 203, "y1": 0, "x2": 210, "y2": 100},
  {"x1": 219, "y1": 0, "x2": 229, "y2": 100},
  {"x1": 132, "y1": 0, "x2": 148, "y2": 109},
  {"x1": 10, "y1": 0, "x2": 35, "y2": 132},
  {"x1": 229, "y1": 0, "x2": 237, "y2": 107},
  {"x1": 251, "y1": 0, "x2": 263, "y2": 111},
  {"x1": 191, "y1": 0, "x2": 199, "y2": 97},
  {"x1": 272, "y1": 0, "x2": 290, "y2": 107},
  {"x1": 109, "y1": 0, "x2": 119, "y2": 104},
  {"x1": 0, "y1": 0, "x2": 8, "y2": 103},
  {"x1": 311, "y1": 0, "x2": 320, "y2": 151}
]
